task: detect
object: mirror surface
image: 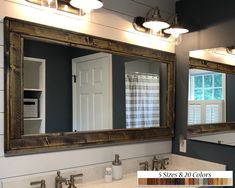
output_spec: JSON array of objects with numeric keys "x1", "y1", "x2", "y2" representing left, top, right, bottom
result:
[
  {"x1": 187, "y1": 47, "x2": 235, "y2": 146},
  {"x1": 23, "y1": 38, "x2": 167, "y2": 135}
]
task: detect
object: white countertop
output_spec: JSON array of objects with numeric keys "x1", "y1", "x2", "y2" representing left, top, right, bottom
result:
[{"x1": 76, "y1": 172, "x2": 199, "y2": 188}]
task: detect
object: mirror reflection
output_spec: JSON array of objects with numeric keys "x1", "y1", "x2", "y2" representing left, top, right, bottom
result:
[
  {"x1": 187, "y1": 47, "x2": 235, "y2": 146},
  {"x1": 23, "y1": 38, "x2": 167, "y2": 135},
  {"x1": 188, "y1": 69, "x2": 226, "y2": 124}
]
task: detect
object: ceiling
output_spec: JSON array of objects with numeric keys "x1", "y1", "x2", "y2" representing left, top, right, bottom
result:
[{"x1": 176, "y1": 0, "x2": 235, "y2": 31}]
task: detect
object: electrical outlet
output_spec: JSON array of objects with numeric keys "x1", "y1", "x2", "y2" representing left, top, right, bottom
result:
[{"x1": 180, "y1": 139, "x2": 187, "y2": 153}]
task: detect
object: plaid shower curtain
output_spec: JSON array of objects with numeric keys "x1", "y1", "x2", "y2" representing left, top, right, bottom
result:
[{"x1": 125, "y1": 73, "x2": 160, "y2": 128}]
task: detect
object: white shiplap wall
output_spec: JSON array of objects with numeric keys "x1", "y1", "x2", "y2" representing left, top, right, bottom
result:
[{"x1": 0, "y1": 0, "x2": 175, "y2": 184}]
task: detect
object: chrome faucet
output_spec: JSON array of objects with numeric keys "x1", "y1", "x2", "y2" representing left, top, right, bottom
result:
[
  {"x1": 67, "y1": 173, "x2": 83, "y2": 188},
  {"x1": 152, "y1": 156, "x2": 159, "y2": 171},
  {"x1": 55, "y1": 171, "x2": 68, "y2": 188},
  {"x1": 159, "y1": 158, "x2": 169, "y2": 170},
  {"x1": 152, "y1": 156, "x2": 169, "y2": 171},
  {"x1": 139, "y1": 161, "x2": 149, "y2": 171}
]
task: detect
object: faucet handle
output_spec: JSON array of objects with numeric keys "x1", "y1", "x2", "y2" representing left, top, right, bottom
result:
[
  {"x1": 159, "y1": 158, "x2": 170, "y2": 170},
  {"x1": 153, "y1": 155, "x2": 158, "y2": 161},
  {"x1": 56, "y1": 171, "x2": 62, "y2": 178},
  {"x1": 68, "y1": 173, "x2": 83, "y2": 188},
  {"x1": 71, "y1": 173, "x2": 83, "y2": 179},
  {"x1": 30, "y1": 179, "x2": 46, "y2": 188},
  {"x1": 139, "y1": 161, "x2": 149, "y2": 171}
]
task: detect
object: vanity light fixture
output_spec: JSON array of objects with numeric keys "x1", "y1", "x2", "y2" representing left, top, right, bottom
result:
[
  {"x1": 142, "y1": 7, "x2": 170, "y2": 33},
  {"x1": 133, "y1": 10, "x2": 189, "y2": 45},
  {"x1": 70, "y1": 0, "x2": 103, "y2": 12}
]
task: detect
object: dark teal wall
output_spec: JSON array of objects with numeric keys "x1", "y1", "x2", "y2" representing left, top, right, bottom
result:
[
  {"x1": 174, "y1": 0, "x2": 235, "y2": 186},
  {"x1": 226, "y1": 74, "x2": 235, "y2": 122}
]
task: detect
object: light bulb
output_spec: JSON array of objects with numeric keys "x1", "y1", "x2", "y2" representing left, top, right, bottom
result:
[
  {"x1": 165, "y1": 27, "x2": 188, "y2": 37},
  {"x1": 143, "y1": 20, "x2": 170, "y2": 33},
  {"x1": 70, "y1": 0, "x2": 103, "y2": 12}
]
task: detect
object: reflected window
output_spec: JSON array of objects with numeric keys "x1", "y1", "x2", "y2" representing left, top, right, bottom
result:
[{"x1": 188, "y1": 69, "x2": 226, "y2": 124}]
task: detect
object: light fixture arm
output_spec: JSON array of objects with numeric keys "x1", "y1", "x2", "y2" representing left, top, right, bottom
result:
[
  {"x1": 145, "y1": 6, "x2": 161, "y2": 20},
  {"x1": 174, "y1": 15, "x2": 178, "y2": 25}
]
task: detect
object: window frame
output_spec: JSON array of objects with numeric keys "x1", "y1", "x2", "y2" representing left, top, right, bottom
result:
[{"x1": 189, "y1": 69, "x2": 226, "y2": 101}]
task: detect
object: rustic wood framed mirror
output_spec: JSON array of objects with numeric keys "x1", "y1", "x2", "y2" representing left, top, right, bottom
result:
[
  {"x1": 4, "y1": 17, "x2": 175, "y2": 155},
  {"x1": 188, "y1": 56, "x2": 235, "y2": 138}
]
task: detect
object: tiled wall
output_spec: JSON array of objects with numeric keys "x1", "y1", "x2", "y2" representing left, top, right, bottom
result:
[{"x1": 0, "y1": 0, "x2": 175, "y2": 185}]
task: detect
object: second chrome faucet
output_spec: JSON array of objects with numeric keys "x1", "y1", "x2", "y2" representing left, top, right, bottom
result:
[
  {"x1": 55, "y1": 171, "x2": 83, "y2": 188},
  {"x1": 139, "y1": 156, "x2": 169, "y2": 171}
]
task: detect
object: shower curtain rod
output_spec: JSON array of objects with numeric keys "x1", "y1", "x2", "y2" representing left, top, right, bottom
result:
[{"x1": 126, "y1": 72, "x2": 159, "y2": 77}]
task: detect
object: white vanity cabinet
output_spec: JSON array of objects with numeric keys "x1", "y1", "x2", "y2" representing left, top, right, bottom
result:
[
  {"x1": 1, "y1": 154, "x2": 226, "y2": 188},
  {"x1": 23, "y1": 57, "x2": 46, "y2": 135}
]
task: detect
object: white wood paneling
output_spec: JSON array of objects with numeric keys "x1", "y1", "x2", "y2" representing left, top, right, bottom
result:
[
  {"x1": 0, "y1": 46, "x2": 3, "y2": 68},
  {"x1": 91, "y1": 9, "x2": 132, "y2": 35},
  {"x1": 0, "y1": 0, "x2": 174, "y2": 53},
  {"x1": 0, "y1": 141, "x2": 171, "y2": 179},
  {"x1": 0, "y1": 135, "x2": 4, "y2": 157},
  {"x1": 0, "y1": 113, "x2": 3, "y2": 134},
  {"x1": 0, "y1": 91, "x2": 3, "y2": 113},
  {"x1": 0, "y1": 69, "x2": 3, "y2": 91}
]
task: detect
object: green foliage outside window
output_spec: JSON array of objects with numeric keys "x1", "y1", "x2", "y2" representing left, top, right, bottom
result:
[{"x1": 193, "y1": 73, "x2": 223, "y2": 100}]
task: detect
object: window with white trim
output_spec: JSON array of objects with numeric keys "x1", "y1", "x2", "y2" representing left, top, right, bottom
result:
[{"x1": 188, "y1": 69, "x2": 226, "y2": 125}]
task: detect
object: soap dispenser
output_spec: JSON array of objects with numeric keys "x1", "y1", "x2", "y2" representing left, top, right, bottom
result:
[{"x1": 112, "y1": 154, "x2": 123, "y2": 180}]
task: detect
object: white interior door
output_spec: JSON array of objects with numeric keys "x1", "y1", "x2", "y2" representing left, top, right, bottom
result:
[{"x1": 72, "y1": 52, "x2": 112, "y2": 131}]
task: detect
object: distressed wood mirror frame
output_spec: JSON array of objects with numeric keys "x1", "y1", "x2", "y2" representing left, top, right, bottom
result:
[
  {"x1": 188, "y1": 57, "x2": 235, "y2": 137},
  {"x1": 4, "y1": 17, "x2": 175, "y2": 156}
]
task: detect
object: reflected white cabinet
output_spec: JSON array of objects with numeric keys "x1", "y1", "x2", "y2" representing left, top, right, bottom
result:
[{"x1": 23, "y1": 57, "x2": 45, "y2": 135}]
